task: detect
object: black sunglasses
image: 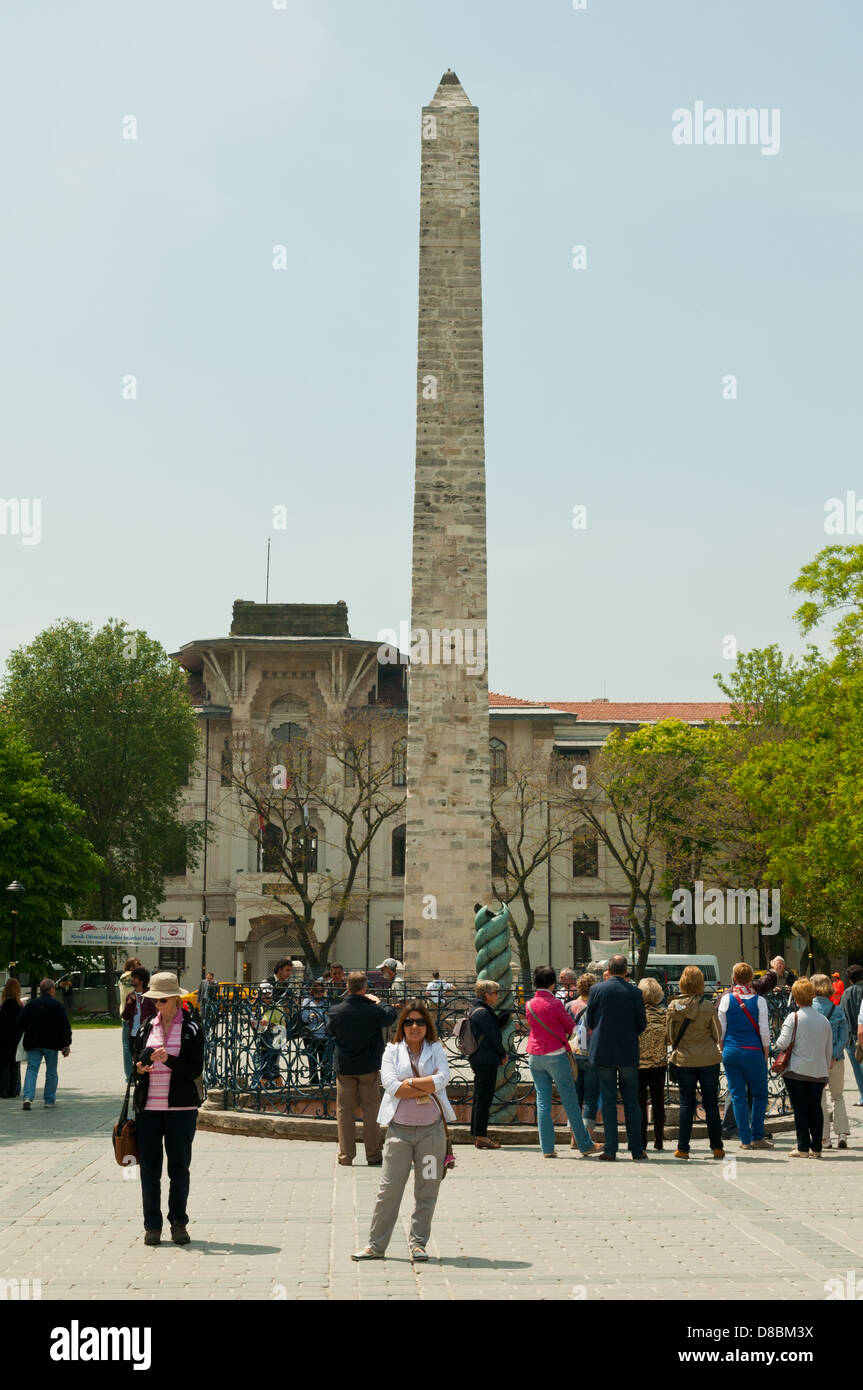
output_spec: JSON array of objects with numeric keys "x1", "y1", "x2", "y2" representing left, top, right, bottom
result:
[{"x1": 405, "y1": 1017, "x2": 427, "y2": 1026}]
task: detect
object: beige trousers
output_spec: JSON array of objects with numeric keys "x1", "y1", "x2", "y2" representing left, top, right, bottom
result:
[
  {"x1": 336, "y1": 1072, "x2": 383, "y2": 1163},
  {"x1": 366, "y1": 1119, "x2": 447, "y2": 1253},
  {"x1": 822, "y1": 1057, "x2": 849, "y2": 1143}
]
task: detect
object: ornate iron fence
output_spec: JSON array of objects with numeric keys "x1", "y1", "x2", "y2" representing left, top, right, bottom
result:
[{"x1": 202, "y1": 981, "x2": 792, "y2": 1123}]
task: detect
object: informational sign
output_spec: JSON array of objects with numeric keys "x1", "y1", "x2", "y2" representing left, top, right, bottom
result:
[
  {"x1": 61, "y1": 921, "x2": 193, "y2": 948},
  {"x1": 609, "y1": 907, "x2": 655, "y2": 948}
]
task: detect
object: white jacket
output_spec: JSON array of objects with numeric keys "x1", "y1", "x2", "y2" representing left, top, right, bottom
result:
[{"x1": 377, "y1": 1039, "x2": 456, "y2": 1125}]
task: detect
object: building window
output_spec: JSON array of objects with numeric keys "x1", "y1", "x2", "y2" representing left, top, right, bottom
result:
[
  {"x1": 572, "y1": 921, "x2": 600, "y2": 966},
  {"x1": 392, "y1": 737, "x2": 406, "y2": 787},
  {"x1": 158, "y1": 947, "x2": 186, "y2": 975},
  {"x1": 261, "y1": 822, "x2": 284, "y2": 874},
  {"x1": 272, "y1": 721, "x2": 310, "y2": 783},
  {"x1": 666, "y1": 923, "x2": 695, "y2": 954},
  {"x1": 291, "y1": 822, "x2": 318, "y2": 874},
  {"x1": 389, "y1": 920, "x2": 404, "y2": 961},
  {"x1": 572, "y1": 830, "x2": 599, "y2": 878},
  {"x1": 345, "y1": 744, "x2": 358, "y2": 787},
  {"x1": 491, "y1": 822, "x2": 508, "y2": 878},
  {"x1": 162, "y1": 825, "x2": 187, "y2": 877},
  {"x1": 490, "y1": 739, "x2": 507, "y2": 787},
  {"x1": 391, "y1": 824, "x2": 406, "y2": 877},
  {"x1": 220, "y1": 737, "x2": 232, "y2": 787}
]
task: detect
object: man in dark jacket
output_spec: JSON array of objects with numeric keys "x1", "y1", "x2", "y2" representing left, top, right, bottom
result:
[
  {"x1": 841, "y1": 964, "x2": 863, "y2": 1106},
  {"x1": 17, "y1": 979, "x2": 72, "y2": 1110},
  {"x1": 325, "y1": 971, "x2": 397, "y2": 1166},
  {"x1": 585, "y1": 955, "x2": 647, "y2": 1160}
]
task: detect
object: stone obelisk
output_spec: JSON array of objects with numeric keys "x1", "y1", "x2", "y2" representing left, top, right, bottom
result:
[{"x1": 403, "y1": 71, "x2": 491, "y2": 978}]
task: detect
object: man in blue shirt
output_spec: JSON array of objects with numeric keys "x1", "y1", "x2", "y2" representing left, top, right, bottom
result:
[{"x1": 585, "y1": 954, "x2": 647, "y2": 1160}]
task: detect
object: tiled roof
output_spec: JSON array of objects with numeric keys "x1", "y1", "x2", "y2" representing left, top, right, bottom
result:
[{"x1": 489, "y1": 694, "x2": 732, "y2": 722}]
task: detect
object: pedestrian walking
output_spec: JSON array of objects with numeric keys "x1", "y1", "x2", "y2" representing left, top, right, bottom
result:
[
  {"x1": 326, "y1": 971, "x2": 397, "y2": 1166},
  {"x1": 717, "y1": 962, "x2": 770, "y2": 1151},
  {"x1": 775, "y1": 977, "x2": 833, "y2": 1158},
  {"x1": 811, "y1": 974, "x2": 850, "y2": 1149},
  {"x1": 262, "y1": 957, "x2": 294, "y2": 1003},
  {"x1": 666, "y1": 966, "x2": 724, "y2": 1159},
  {"x1": 527, "y1": 966, "x2": 600, "y2": 1159},
  {"x1": 132, "y1": 972, "x2": 204, "y2": 1245},
  {"x1": 300, "y1": 979, "x2": 331, "y2": 1086},
  {"x1": 425, "y1": 971, "x2": 453, "y2": 1004},
  {"x1": 0, "y1": 977, "x2": 23, "y2": 1098},
  {"x1": 567, "y1": 973, "x2": 600, "y2": 1143},
  {"x1": 468, "y1": 978, "x2": 508, "y2": 1149},
  {"x1": 17, "y1": 979, "x2": 72, "y2": 1110},
  {"x1": 197, "y1": 972, "x2": 216, "y2": 1012},
  {"x1": 353, "y1": 1000, "x2": 454, "y2": 1262},
  {"x1": 830, "y1": 973, "x2": 845, "y2": 1006},
  {"x1": 121, "y1": 967, "x2": 156, "y2": 1081},
  {"x1": 637, "y1": 977, "x2": 667, "y2": 1151},
  {"x1": 584, "y1": 954, "x2": 648, "y2": 1161},
  {"x1": 841, "y1": 964, "x2": 863, "y2": 1105}
]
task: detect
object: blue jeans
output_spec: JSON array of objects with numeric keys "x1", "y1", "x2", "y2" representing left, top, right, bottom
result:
[
  {"x1": 596, "y1": 1064, "x2": 643, "y2": 1157},
  {"x1": 846, "y1": 1045, "x2": 863, "y2": 1103},
  {"x1": 122, "y1": 1022, "x2": 134, "y2": 1082},
  {"x1": 23, "y1": 1049, "x2": 59, "y2": 1105},
  {"x1": 529, "y1": 1052, "x2": 593, "y2": 1153},
  {"x1": 723, "y1": 1047, "x2": 768, "y2": 1144},
  {"x1": 575, "y1": 1056, "x2": 600, "y2": 1128}
]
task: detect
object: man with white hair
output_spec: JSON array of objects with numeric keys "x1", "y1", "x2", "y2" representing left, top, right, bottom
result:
[{"x1": 555, "y1": 968, "x2": 578, "y2": 1003}]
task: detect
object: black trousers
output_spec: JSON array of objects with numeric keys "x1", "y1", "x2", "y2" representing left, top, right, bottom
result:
[
  {"x1": 0, "y1": 1060, "x2": 21, "y2": 1098},
  {"x1": 638, "y1": 1066, "x2": 666, "y2": 1144},
  {"x1": 677, "y1": 1064, "x2": 723, "y2": 1152},
  {"x1": 136, "y1": 1110, "x2": 198, "y2": 1231},
  {"x1": 785, "y1": 1076, "x2": 825, "y2": 1153},
  {"x1": 470, "y1": 1063, "x2": 498, "y2": 1137}
]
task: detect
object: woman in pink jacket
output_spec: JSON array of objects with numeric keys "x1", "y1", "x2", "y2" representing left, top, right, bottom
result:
[{"x1": 527, "y1": 966, "x2": 600, "y2": 1158}]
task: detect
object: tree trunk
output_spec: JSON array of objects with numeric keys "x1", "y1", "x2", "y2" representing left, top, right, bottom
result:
[{"x1": 100, "y1": 879, "x2": 119, "y2": 1017}]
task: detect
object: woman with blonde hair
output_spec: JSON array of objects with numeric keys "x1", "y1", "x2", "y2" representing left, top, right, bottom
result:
[
  {"x1": 716, "y1": 962, "x2": 771, "y2": 1151},
  {"x1": 666, "y1": 966, "x2": 724, "y2": 1159},
  {"x1": 775, "y1": 978, "x2": 833, "y2": 1157},
  {"x1": 353, "y1": 1000, "x2": 455, "y2": 1263},
  {"x1": 0, "y1": 977, "x2": 23, "y2": 1098},
  {"x1": 637, "y1": 977, "x2": 667, "y2": 1151}
]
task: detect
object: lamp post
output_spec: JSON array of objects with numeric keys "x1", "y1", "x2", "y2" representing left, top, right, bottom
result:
[
  {"x1": 6, "y1": 881, "x2": 24, "y2": 978},
  {"x1": 199, "y1": 914, "x2": 210, "y2": 981}
]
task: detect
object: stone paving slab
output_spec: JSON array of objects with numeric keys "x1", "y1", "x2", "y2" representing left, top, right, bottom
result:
[{"x1": 1, "y1": 1029, "x2": 862, "y2": 1301}]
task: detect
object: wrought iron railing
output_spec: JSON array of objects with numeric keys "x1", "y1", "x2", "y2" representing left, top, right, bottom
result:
[{"x1": 202, "y1": 981, "x2": 793, "y2": 1124}]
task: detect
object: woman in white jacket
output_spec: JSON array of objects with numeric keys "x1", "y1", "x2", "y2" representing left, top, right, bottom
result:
[{"x1": 353, "y1": 1000, "x2": 455, "y2": 1263}]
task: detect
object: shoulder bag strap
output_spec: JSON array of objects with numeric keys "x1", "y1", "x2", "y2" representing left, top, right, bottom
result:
[
  {"x1": 409, "y1": 1050, "x2": 451, "y2": 1144},
  {"x1": 526, "y1": 1002, "x2": 572, "y2": 1053},
  {"x1": 670, "y1": 1012, "x2": 694, "y2": 1049},
  {"x1": 734, "y1": 991, "x2": 763, "y2": 1039}
]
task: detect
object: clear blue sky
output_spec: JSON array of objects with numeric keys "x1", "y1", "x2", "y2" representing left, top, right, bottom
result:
[{"x1": 1, "y1": 0, "x2": 860, "y2": 700}]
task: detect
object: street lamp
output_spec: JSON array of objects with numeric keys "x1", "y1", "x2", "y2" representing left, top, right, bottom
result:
[
  {"x1": 199, "y1": 914, "x2": 210, "y2": 981},
  {"x1": 6, "y1": 881, "x2": 24, "y2": 978}
]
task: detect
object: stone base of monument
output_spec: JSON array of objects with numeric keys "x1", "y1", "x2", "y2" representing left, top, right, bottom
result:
[{"x1": 198, "y1": 1088, "x2": 796, "y2": 1145}]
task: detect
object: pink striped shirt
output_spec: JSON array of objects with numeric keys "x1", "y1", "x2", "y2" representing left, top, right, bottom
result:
[{"x1": 144, "y1": 1006, "x2": 196, "y2": 1111}]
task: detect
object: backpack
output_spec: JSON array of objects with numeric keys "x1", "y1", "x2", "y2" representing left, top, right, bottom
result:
[{"x1": 454, "y1": 1012, "x2": 480, "y2": 1057}]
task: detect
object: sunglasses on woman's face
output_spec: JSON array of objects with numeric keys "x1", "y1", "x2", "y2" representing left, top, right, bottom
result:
[{"x1": 405, "y1": 1018, "x2": 427, "y2": 1027}]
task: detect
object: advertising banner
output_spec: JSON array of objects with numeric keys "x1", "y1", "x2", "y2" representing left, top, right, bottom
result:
[{"x1": 61, "y1": 921, "x2": 193, "y2": 948}]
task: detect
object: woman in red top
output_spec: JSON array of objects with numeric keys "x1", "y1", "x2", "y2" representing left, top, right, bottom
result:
[{"x1": 527, "y1": 966, "x2": 600, "y2": 1159}]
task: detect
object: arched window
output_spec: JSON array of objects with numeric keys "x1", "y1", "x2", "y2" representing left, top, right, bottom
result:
[
  {"x1": 392, "y1": 737, "x2": 407, "y2": 787},
  {"x1": 392, "y1": 824, "x2": 406, "y2": 877},
  {"x1": 491, "y1": 822, "x2": 508, "y2": 878},
  {"x1": 272, "y1": 720, "x2": 310, "y2": 782},
  {"x1": 344, "y1": 744, "x2": 359, "y2": 788},
  {"x1": 572, "y1": 830, "x2": 598, "y2": 878},
  {"x1": 292, "y1": 822, "x2": 318, "y2": 874},
  {"x1": 490, "y1": 738, "x2": 507, "y2": 787},
  {"x1": 261, "y1": 822, "x2": 284, "y2": 874}
]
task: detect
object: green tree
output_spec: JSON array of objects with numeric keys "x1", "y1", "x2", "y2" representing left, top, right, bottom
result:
[
  {"x1": 2, "y1": 620, "x2": 204, "y2": 1012},
  {"x1": 0, "y1": 713, "x2": 103, "y2": 981}
]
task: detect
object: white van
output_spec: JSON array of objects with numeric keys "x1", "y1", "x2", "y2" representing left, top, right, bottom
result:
[{"x1": 588, "y1": 953, "x2": 722, "y2": 997}]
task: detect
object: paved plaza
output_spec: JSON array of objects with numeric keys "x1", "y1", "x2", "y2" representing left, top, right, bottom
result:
[{"x1": 2, "y1": 1029, "x2": 863, "y2": 1302}]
